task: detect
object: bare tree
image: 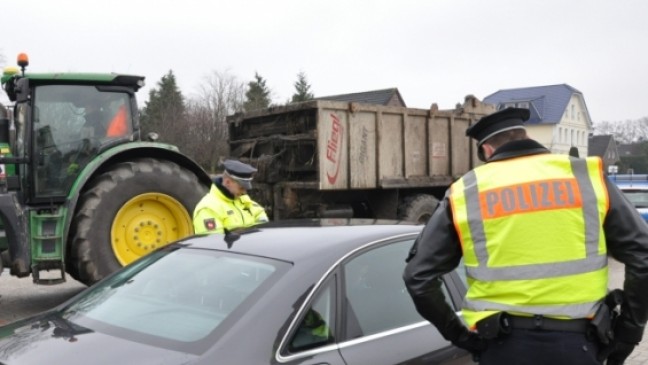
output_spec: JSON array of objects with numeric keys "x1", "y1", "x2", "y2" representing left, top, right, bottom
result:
[
  {"x1": 594, "y1": 117, "x2": 648, "y2": 143},
  {"x1": 185, "y1": 70, "x2": 246, "y2": 172}
]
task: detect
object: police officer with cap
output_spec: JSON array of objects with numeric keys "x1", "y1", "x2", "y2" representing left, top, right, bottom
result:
[
  {"x1": 193, "y1": 159, "x2": 268, "y2": 234},
  {"x1": 403, "y1": 107, "x2": 648, "y2": 364}
]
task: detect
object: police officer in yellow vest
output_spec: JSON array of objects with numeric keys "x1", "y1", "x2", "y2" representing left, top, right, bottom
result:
[
  {"x1": 403, "y1": 108, "x2": 648, "y2": 364},
  {"x1": 193, "y1": 159, "x2": 268, "y2": 234}
]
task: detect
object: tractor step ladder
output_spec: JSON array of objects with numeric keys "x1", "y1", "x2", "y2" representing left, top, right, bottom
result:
[{"x1": 30, "y1": 209, "x2": 66, "y2": 285}]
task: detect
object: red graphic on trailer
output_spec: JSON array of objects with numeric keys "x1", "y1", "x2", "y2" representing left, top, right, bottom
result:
[{"x1": 325, "y1": 113, "x2": 344, "y2": 185}]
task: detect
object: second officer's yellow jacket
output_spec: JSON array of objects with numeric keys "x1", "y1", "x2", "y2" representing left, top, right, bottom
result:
[{"x1": 193, "y1": 182, "x2": 268, "y2": 234}]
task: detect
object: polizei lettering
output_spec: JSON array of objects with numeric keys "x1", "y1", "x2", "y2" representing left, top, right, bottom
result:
[
  {"x1": 479, "y1": 179, "x2": 582, "y2": 219},
  {"x1": 326, "y1": 113, "x2": 344, "y2": 184}
]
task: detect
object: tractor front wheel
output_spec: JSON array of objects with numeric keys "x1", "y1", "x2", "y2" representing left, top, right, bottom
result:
[{"x1": 68, "y1": 158, "x2": 207, "y2": 285}]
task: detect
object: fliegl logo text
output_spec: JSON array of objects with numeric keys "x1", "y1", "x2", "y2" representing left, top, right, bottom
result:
[{"x1": 326, "y1": 113, "x2": 344, "y2": 185}]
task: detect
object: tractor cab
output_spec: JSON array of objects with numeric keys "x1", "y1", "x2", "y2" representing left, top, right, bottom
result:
[
  {"x1": 29, "y1": 85, "x2": 133, "y2": 199},
  {"x1": 1, "y1": 54, "x2": 144, "y2": 203}
]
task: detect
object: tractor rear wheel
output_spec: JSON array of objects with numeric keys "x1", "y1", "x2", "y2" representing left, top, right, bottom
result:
[
  {"x1": 68, "y1": 158, "x2": 207, "y2": 285},
  {"x1": 397, "y1": 194, "x2": 439, "y2": 224}
]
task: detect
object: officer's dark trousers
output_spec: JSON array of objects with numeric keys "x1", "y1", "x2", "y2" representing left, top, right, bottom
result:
[{"x1": 479, "y1": 328, "x2": 603, "y2": 365}]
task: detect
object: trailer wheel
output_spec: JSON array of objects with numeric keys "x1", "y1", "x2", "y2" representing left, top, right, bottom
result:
[
  {"x1": 398, "y1": 194, "x2": 439, "y2": 224},
  {"x1": 68, "y1": 158, "x2": 208, "y2": 285}
]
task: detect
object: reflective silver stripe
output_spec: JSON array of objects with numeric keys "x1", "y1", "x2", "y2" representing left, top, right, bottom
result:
[
  {"x1": 461, "y1": 157, "x2": 602, "y2": 282},
  {"x1": 464, "y1": 298, "x2": 601, "y2": 318},
  {"x1": 466, "y1": 254, "x2": 607, "y2": 280},
  {"x1": 570, "y1": 158, "x2": 601, "y2": 257},
  {"x1": 463, "y1": 171, "x2": 489, "y2": 266}
]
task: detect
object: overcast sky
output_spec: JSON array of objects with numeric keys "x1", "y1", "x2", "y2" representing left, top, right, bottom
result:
[{"x1": 2, "y1": 0, "x2": 646, "y2": 122}]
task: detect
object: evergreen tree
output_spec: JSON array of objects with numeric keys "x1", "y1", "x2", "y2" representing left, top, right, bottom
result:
[
  {"x1": 291, "y1": 71, "x2": 314, "y2": 103},
  {"x1": 140, "y1": 70, "x2": 186, "y2": 144},
  {"x1": 243, "y1": 72, "x2": 271, "y2": 112}
]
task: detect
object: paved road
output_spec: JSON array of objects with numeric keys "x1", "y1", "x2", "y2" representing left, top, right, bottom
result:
[
  {"x1": 0, "y1": 261, "x2": 647, "y2": 363},
  {"x1": 0, "y1": 269, "x2": 85, "y2": 325}
]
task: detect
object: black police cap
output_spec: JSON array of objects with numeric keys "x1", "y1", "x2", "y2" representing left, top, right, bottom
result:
[
  {"x1": 466, "y1": 107, "x2": 530, "y2": 146},
  {"x1": 222, "y1": 159, "x2": 257, "y2": 190}
]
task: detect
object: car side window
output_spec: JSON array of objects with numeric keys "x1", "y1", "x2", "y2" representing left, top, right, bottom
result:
[
  {"x1": 343, "y1": 240, "x2": 453, "y2": 338},
  {"x1": 288, "y1": 278, "x2": 336, "y2": 352}
]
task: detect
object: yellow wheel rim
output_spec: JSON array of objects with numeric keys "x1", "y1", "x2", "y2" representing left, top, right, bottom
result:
[{"x1": 111, "y1": 193, "x2": 193, "y2": 266}]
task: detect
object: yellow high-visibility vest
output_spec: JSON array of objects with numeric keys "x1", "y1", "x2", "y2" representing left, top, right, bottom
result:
[
  {"x1": 193, "y1": 184, "x2": 268, "y2": 234},
  {"x1": 449, "y1": 154, "x2": 609, "y2": 328}
]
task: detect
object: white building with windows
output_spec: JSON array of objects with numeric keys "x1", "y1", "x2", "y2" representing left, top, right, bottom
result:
[{"x1": 484, "y1": 84, "x2": 593, "y2": 157}]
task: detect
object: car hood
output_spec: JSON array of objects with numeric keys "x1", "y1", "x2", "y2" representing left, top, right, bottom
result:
[{"x1": 0, "y1": 315, "x2": 198, "y2": 365}]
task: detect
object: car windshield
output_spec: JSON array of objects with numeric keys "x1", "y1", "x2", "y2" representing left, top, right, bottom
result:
[
  {"x1": 60, "y1": 246, "x2": 288, "y2": 352},
  {"x1": 621, "y1": 189, "x2": 648, "y2": 208}
]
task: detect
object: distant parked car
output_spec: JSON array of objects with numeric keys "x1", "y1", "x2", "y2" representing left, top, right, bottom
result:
[
  {"x1": 608, "y1": 174, "x2": 648, "y2": 222},
  {"x1": 0, "y1": 220, "x2": 471, "y2": 365}
]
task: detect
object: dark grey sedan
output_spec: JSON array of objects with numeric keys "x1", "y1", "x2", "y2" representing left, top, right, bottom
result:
[{"x1": 0, "y1": 220, "x2": 471, "y2": 364}]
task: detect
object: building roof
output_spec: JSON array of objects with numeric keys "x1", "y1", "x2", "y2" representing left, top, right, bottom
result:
[
  {"x1": 588, "y1": 135, "x2": 614, "y2": 157},
  {"x1": 316, "y1": 88, "x2": 406, "y2": 107},
  {"x1": 484, "y1": 84, "x2": 586, "y2": 125}
]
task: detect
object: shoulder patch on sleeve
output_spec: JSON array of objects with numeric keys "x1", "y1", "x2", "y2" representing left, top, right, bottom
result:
[{"x1": 204, "y1": 218, "x2": 216, "y2": 231}]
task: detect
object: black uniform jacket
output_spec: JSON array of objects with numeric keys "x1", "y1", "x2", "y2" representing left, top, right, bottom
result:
[{"x1": 403, "y1": 139, "x2": 648, "y2": 344}]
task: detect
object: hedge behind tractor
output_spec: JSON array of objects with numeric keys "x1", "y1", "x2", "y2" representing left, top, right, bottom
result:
[{"x1": 0, "y1": 53, "x2": 211, "y2": 286}]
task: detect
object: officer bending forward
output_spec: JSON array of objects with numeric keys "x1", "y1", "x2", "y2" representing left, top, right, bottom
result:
[
  {"x1": 193, "y1": 159, "x2": 268, "y2": 234},
  {"x1": 403, "y1": 107, "x2": 648, "y2": 364}
]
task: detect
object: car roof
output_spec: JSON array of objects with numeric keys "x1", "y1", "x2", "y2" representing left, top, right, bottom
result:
[
  {"x1": 618, "y1": 185, "x2": 648, "y2": 190},
  {"x1": 181, "y1": 219, "x2": 422, "y2": 263},
  {"x1": 609, "y1": 174, "x2": 648, "y2": 189}
]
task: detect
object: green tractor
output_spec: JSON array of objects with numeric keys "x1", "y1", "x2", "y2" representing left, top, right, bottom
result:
[{"x1": 0, "y1": 54, "x2": 211, "y2": 286}]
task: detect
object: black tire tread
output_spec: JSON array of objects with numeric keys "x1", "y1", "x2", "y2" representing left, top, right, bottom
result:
[
  {"x1": 67, "y1": 158, "x2": 206, "y2": 285},
  {"x1": 397, "y1": 194, "x2": 439, "y2": 224}
]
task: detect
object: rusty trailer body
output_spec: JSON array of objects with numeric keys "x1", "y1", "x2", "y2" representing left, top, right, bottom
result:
[{"x1": 228, "y1": 96, "x2": 496, "y2": 223}]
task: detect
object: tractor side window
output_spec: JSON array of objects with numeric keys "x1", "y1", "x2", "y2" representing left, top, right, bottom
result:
[
  {"x1": 14, "y1": 103, "x2": 27, "y2": 157},
  {"x1": 32, "y1": 85, "x2": 132, "y2": 198}
]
